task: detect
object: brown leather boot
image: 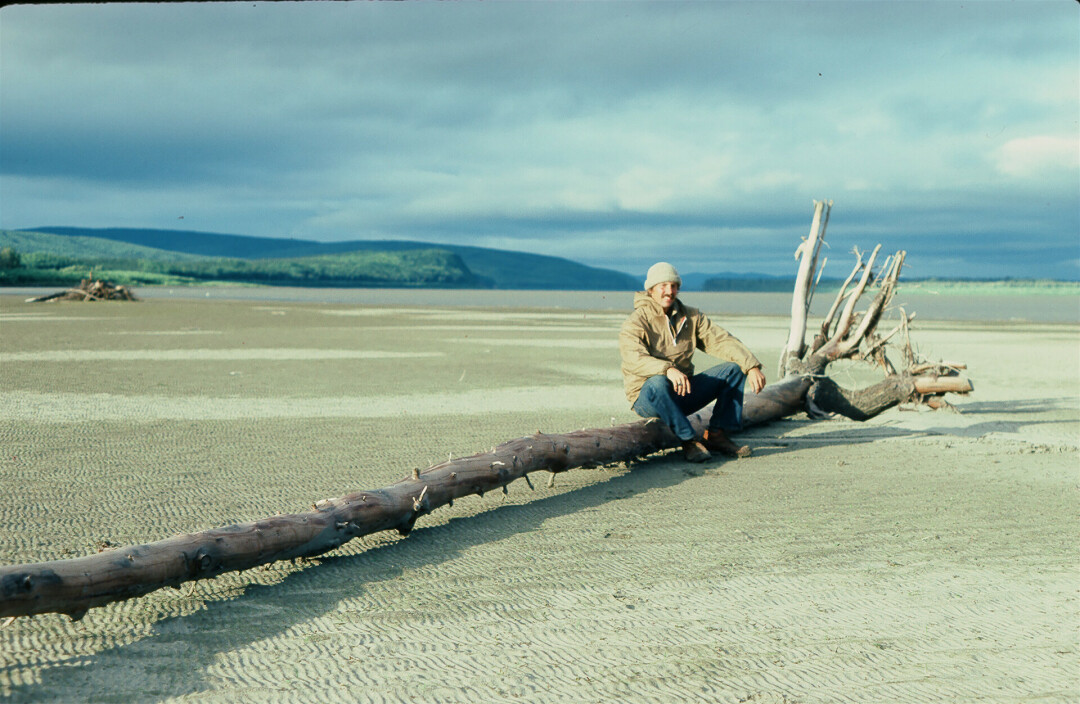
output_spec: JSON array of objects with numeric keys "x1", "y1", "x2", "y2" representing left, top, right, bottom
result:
[
  {"x1": 681, "y1": 438, "x2": 712, "y2": 463},
  {"x1": 703, "y1": 428, "x2": 752, "y2": 458}
]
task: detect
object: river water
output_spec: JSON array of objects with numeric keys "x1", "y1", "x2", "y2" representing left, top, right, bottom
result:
[{"x1": 5, "y1": 286, "x2": 1078, "y2": 323}]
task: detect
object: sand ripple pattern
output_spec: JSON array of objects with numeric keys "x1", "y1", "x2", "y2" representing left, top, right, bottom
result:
[
  {"x1": 1, "y1": 296, "x2": 1076, "y2": 703},
  {"x1": 189, "y1": 469, "x2": 1077, "y2": 704},
  {"x1": 0, "y1": 385, "x2": 624, "y2": 422},
  {"x1": 0, "y1": 349, "x2": 442, "y2": 362}
]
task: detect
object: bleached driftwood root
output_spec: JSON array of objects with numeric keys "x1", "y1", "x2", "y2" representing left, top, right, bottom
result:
[
  {"x1": 27, "y1": 277, "x2": 138, "y2": 303},
  {"x1": 777, "y1": 200, "x2": 972, "y2": 419},
  {"x1": 0, "y1": 201, "x2": 971, "y2": 621}
]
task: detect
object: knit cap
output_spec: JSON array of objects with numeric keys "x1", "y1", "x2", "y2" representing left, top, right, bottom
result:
[{"x1": 644, "y1": 262, "x2": 681, "y2": 290}]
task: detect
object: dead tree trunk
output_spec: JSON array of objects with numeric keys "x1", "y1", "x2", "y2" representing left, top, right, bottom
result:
[{"x1": 0, "y1": 201, "x2": 971, "y2": 621}]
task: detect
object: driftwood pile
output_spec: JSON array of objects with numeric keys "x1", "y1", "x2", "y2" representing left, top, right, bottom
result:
[
  {"x1": 27, "y1": 278, "x2": 138, "y2": 303},
  {"x1": 0, "y1": 201, "x2": 973, "y2": 621}
]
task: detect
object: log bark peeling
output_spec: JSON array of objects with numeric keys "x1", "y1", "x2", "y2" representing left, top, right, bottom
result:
[{"x1": 0, "y1": 200, "x2": 973, "y2": 621}]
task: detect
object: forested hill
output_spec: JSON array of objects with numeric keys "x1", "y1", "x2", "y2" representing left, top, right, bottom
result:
[
  {"x1": 18, "y1": 227, "x2": 638, "y2": 290},
  {"x1": 0, "y1": 229, "x2": 484, "y2": 289}
]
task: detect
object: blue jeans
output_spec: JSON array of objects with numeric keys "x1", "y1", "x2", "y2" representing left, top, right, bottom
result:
[{"x1": 632, "y1": 362, "x2": 747, "y2": 441}]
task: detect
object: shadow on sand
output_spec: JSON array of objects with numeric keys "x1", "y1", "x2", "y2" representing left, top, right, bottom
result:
[
  {"x1": 952, "y1": 397, "x2": 1077, "y2": 415},
  {"x1": 0, "y1": 415, "x2": 1055, "y2": 701}
]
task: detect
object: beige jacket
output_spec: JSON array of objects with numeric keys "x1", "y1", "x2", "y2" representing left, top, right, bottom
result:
[{"x1": 619, "y1": 292, "x2": 761, "y2": 405}]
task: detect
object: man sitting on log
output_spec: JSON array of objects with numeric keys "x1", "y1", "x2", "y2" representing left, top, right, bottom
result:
[{"x1": 620, "y1": 262, "x2": 767, "y2": 463}]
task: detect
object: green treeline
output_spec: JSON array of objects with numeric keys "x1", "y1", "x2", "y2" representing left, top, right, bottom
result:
[
  {"x1": 0, "y1": 246, "x2": 490, "y2": 288},
  {"x1": 156, "y1": 249, "x2": 484, "y2": 286}
]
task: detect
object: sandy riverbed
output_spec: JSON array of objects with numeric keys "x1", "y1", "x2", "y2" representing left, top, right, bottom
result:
[{"x1": 0, "y1": 293, "x2": 1076, "y2": 703}]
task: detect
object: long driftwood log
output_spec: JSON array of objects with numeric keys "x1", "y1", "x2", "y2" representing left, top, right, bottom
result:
[
  {"x1": 0, "y1": 416, "x2": 695, "y2": 621},
  {"x1": 0, "y1": 201, "x2": 972, "y2": 621}
]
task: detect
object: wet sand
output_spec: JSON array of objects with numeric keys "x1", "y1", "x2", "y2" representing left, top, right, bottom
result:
[{"x1": 0, "y1": 294, "x2": 1076, "y2": 703}]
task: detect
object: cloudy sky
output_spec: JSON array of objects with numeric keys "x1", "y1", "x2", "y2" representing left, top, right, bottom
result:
[{"x1": 2, "y1": 1, "x2": 1077, "y2": 279}]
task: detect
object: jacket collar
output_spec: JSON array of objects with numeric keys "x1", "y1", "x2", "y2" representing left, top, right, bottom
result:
[
  {"x1": 634, "y1": 290, "x2": 684, "y2": 319},
  {"x1": 634, "y1": 291, "x2": 687, "y2": 339}
]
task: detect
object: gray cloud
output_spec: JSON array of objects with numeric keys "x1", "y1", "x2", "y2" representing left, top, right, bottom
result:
[{"x1": 1, "y1": 1, "x2": 1076, "y2": 279}]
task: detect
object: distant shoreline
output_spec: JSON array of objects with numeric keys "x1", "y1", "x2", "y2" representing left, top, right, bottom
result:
[
  {"x1": 3, "y1": 278, "x2": 1078, "y2": 295},
  {"x1": 4, "y1": 285, "x2": 1077, "y2": 324}
]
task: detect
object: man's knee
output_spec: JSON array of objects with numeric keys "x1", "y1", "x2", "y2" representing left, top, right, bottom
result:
[
  {"x1": 639, "y1": 374, "x2": 672, "y2": 401},
  {"x1": 701, "y1": 362, "x2": 745, "y2": 383}
]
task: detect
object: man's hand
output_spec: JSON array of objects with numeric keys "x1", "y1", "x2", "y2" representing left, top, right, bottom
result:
[
  {"x1": 666, "y1": 367, "x2": 691, "y2": 396},
  {"x1": 747, "y1": 367, "x2": 766, "y2": 394}
]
